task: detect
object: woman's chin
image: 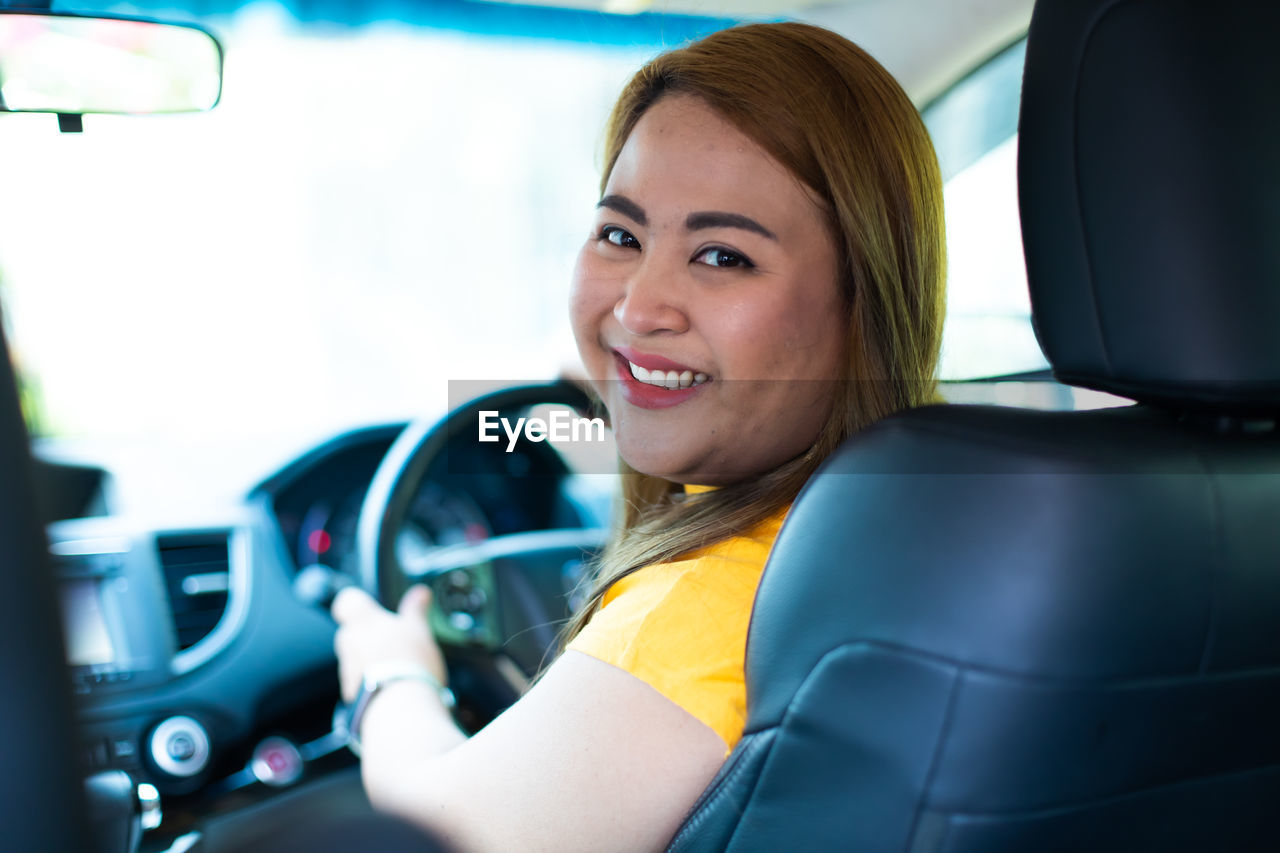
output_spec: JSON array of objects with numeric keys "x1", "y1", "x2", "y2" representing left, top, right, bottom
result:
[
  {"x1": 616, "y1": 443, "x2": 701, "y2": 484},
  {"x1": 617, "y1": 442, "x2": 744, "y2": 486}
]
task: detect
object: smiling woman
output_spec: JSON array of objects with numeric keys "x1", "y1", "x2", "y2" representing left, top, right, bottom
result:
[
  {"x1": 331, "y1": 20, "x2": 945, "y2": 852},
  {"x1": 562, "y1": 19, "x2": 944, "y2": 652}
]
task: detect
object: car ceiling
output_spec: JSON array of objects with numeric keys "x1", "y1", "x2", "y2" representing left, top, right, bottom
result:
[
  {"x1": 465, "y1": 0, "x2": 1036, "y2": 102},
  {"x1": 492, "y1": 0, "x2": 1036, "y2": 102},
  {"x1": 797, "y1": 0, "x2": 1033, "y2": 103},
  {"x1": 60, "y1": 0, "x2": 1033, "y2": 104}
]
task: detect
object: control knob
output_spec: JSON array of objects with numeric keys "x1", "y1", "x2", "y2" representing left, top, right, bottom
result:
[{"x1": 148, "y1": 716, "x2": 210, "y2": 778}]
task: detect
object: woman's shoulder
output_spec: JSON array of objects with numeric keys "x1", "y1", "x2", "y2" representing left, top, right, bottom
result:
[
  {"x1": 567, "y1": 504, "x2": 789, "y2": 677},
  {"x1": 565, "y1": 505, "x2": 788, "y2": 747},
  {"x1": 602, "y1": 505, "x2": 788, "y2": 606}
]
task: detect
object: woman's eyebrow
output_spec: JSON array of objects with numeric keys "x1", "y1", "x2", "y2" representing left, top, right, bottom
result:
[
  {"x1": 685, "y1": 211, "x2": 777, "y2": 241},
  {"x1": 597, "y1": 194, "x2": 647, "y2": 226}
]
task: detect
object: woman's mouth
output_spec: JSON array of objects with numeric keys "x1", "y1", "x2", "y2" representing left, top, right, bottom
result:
[
  {"x1": 624, "y1": 359, "x2": 709, "y2": 390},
  {"x1": 611, "y1": 349, "x2": 711, "y2": 409}
]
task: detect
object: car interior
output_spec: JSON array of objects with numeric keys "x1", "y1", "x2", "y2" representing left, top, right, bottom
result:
[{"x1": 3, "y1": 0, "x2": 1278, "y2": 851}]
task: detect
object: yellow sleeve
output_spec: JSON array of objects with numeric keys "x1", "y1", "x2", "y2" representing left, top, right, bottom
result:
[{"x1": 565, "y1": 547, "x2": 767, "y2": 750}]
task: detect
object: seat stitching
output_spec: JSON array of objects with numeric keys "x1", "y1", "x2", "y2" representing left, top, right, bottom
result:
[
  {"x1": 902, "y1": 667, "x2": 964, "y2": 853},
  {"x1": 928, "y1": 761, "x2": 1280, "y2": 822},
  {"x1": 1069, "y1": 0, "x2": 1129, "y2": 377}
]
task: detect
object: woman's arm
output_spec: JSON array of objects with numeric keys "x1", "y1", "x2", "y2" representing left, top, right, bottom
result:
[{"x1": 332, "y1": 586, "x2": 727, "y2": 853}]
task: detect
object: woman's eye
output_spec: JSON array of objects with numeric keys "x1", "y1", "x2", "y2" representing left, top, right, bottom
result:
[
  {"x1": 600, "y1": 225, "x2": 640, "y2": 250},
  {"x1": 693, "y1": 247, "x2": 754, "y2": 269}
]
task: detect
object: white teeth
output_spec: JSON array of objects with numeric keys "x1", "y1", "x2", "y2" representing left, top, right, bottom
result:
[{"x1": 626, "y1": 360, "x2": 710, "y2": 389}]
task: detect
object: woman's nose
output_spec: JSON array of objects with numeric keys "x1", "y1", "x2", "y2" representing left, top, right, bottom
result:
[{"x1": 613, "y1": 257, "x2": 689, "y2": 336}]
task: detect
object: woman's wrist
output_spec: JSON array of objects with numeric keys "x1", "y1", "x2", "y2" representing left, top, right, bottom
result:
[
  {"x1": 356, "y1": 672, "x2": 469, "y2": 809},
  {"x1": 346, "y1": 661, "x2": 455, "y2": 755}
]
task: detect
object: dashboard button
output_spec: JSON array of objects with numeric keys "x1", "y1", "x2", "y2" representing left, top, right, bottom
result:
[
  {"x1": 82, "y1": 741, "x2": 109, "y2": 770},
  {"x1": 250, "y1": 737, "x2": 304, "y2": 788},
  {"x1": 448, "y1": 610, "x2": 476, "y2": 632},
  {"x1": 148, "y1": 716, "x2": 210, "y2": 778},
  {"x1": 110, "y1": 738, "x2": 137, "y2": 762},
  {"x1": 166, "y1": 734, "x2": 196, "y2": 762}
]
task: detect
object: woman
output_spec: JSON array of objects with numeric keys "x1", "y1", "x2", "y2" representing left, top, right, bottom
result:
[{"x1": 332, "y1": 21, "x2": 944, "y2": 851}]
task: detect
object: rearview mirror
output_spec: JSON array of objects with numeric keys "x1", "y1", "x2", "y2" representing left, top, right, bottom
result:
[{"x1": 0, "y1": 11, "x2": 222, "y2": 115}]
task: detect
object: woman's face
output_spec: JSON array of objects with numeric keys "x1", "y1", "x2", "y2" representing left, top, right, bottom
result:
[{"x1": 570, "y1": 94, "x2": 846, "y2": 485}]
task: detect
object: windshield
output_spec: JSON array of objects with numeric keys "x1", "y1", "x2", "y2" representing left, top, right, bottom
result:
[
  {"x1": 1, "y1": 10, "x2": 1039, "y2": 454},
  {"x1": 0, "y1": 9, "x2": 654, "y2": 444}
]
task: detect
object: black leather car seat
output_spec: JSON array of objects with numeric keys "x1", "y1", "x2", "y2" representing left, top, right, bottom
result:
[{"x1": 668, "y1": 0, "x2": 1280, "y2": 850}]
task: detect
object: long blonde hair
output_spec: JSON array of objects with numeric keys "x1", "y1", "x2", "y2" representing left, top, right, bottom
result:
[{"x1": 562, "y1": 21, "x2": 946, "y2": 644}]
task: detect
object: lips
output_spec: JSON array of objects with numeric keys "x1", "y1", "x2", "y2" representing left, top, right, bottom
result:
[
  {"x1": 610, "y1": 349, "x2": 711, "y2": 410},
  {"x1": 614, "y1": 345, "x2": 702, "y2": 375}
]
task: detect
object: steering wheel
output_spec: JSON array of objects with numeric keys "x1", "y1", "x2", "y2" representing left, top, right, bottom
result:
[{"x1": 353, "y1": 381, "x2": 608, "y2": 683}]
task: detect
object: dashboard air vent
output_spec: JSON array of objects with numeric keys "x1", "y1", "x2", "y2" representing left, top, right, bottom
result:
[{"x1": 158, "y1": 535, "x2": 231, "y2": 651}]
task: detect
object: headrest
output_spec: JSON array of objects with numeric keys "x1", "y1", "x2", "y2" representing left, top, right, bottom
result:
[{"x1": 1018, "y1": 0, "x2": 1280, "y2": 414}]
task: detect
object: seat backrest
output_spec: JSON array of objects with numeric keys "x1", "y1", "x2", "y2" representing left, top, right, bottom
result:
[{"x1": 668, "y1": 1, "x2": 1280, "y2": 850}]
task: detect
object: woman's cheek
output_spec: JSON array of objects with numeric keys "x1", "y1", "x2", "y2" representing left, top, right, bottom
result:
[{"x1": 569, "y1": 249, "x2": 614, "y2": 378}]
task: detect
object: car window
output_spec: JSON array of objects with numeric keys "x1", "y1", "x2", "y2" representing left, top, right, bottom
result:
[{"x1": 924, "y1": 39, "x2": 1049, "y2": 380}]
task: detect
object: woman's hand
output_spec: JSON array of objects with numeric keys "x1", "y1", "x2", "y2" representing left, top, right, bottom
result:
[
  {"x1": 331, "y1": 584, "x2": 447, "y2": 703},
  {"x1": 329, "y1": 583, "x2": 726, "y2": 853},
  {"x1": 329, "y1": 588, "x2": 725, "y2": 853}
]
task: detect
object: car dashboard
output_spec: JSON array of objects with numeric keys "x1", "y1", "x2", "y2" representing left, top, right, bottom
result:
[{"x1": 39, "y1": 420, "x2": 608, "y2": 847}]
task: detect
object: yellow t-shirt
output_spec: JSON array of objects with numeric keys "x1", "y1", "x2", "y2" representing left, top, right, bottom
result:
[{"x1": 566, "y1": 488, "x2": 788, "y2": 750}]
